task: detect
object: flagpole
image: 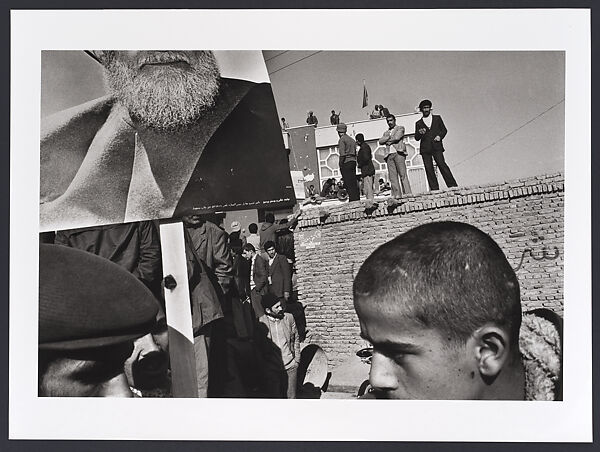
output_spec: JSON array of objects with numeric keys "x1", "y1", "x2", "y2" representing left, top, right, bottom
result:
[{"x1": 362, "y1": 79, "x2": 368, "y2": 109}]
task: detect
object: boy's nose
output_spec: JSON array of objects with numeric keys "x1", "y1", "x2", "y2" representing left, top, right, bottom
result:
[{"x1": 369, "y1": 352, "x2": 400, "y2": 395}]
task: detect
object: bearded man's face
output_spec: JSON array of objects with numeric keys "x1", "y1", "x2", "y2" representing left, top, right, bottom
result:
[{"x1": 102, "y1": 51, "x2": 221, "y2": 132}]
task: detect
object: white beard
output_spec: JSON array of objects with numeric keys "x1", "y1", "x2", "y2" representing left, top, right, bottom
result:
[{"x1": 104, "y1": 51, "x2": 221, "y2": 132}]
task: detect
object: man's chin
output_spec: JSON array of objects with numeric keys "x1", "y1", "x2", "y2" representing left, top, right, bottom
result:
[
  {"x1": 106, "y1": 59, "x2": 221, "y2": 133},
  {"x1": 129, "y1": 111, "x2": 201, "y2": 133},
  {"x1": 267, "y1": 311, "x2": 285, "y2": 320}
]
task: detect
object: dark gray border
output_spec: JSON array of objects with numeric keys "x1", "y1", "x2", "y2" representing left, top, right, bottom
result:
[{"x1": 3, "y1": 1, "x2": 596, "y2": 451}]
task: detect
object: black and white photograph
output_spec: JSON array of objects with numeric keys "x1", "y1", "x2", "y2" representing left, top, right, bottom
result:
[{"x1": 10, "y1": 8, "x2": 591, "y2": 442}]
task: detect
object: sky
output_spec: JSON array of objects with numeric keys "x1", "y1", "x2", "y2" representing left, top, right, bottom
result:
[
  {"x1": 264, "y1": 50, "x2": 565, "y2": 188},
  {"x1": 41, "y1": 50, "x2": 565, "y2": 189}
]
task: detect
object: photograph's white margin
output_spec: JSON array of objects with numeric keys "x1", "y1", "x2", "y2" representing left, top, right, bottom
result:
[{"x1": 9, "y1": 8, "x2": 591, "y2": 442}]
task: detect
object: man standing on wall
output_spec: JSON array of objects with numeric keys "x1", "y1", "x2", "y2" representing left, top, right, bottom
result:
[
  {"x1": 378, "y1": 114, "x2": 412, "y2": 199},
  {"x1": 330, "y1": 110, "x2": 341, "y2": 125},
  {"x1": 356, "y1": 133, "x2": 377, "y2": 209},
  {"x1": 306, "y1": 110, "x2": 318, "y2": 127},
  {"x1": 336, "y1": 123, "x2": 360, "y2": 202},
  {"x1": 414, "y1": 99, "x2": 458, "y2": 191}
]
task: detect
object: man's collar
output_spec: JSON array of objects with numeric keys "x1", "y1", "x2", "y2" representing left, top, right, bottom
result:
[{"x1": 265, "y1": 313, "x2": 283, "y2": 322}]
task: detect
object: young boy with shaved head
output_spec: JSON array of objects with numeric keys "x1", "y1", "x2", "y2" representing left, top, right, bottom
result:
[{"x1": 353, "y1": 221, "x2": 562, "y2": 400}]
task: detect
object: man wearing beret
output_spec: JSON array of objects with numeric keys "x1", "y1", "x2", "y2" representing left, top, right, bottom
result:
[
  {"x1": 39, "y1": 51, "x2": 294, "y2": 232},
  {"x1": 336, "y1": 123, "x2": 360, "y2": 202},
  {"x1": 38, "y1": 244, "x2": 160, "y2": 397},
  {"x1": 53, "y1": 220, "x2": 168, "y2": 394},
  {"x1": 414, "y1": 99, "x2": 458, "y2": 191}
]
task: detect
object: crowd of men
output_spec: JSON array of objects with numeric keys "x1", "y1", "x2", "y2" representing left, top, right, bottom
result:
[
  {"x1": 285, "y1": 100, "x2": 458, "y2": 205},
  {"x1": 316, "y1": 99, "x2": 459, "y2": 208},
  {"x1": 39, "y1": 218, "x2": 563, "y2": 401},
  {"x1": 39, "y1": 210, "x2": 305, "y2": 399},
  {"x1": 300, "y1": 103, "x2": 391, "y2": 126}
]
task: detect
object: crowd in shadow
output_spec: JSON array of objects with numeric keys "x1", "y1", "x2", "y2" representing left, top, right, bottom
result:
[{"x1": 40, "y1": 212, "x2": 316, "y2": 399}]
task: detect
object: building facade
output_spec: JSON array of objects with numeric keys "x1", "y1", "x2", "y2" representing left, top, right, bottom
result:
[{"x1": 285, "y1": 112, "x2": 437, "y2": 199}]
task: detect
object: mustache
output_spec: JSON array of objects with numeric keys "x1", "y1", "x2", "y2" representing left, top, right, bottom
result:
[
  {"x1": 103, "y1": 50, "x2": 221, "y2": 132},
  {"x1": 137, "y1": 51, "x2": 192, "y2": 68}
]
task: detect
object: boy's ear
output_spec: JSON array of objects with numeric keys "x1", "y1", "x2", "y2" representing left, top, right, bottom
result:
[{"x1": 472, "y1": 325, "x2": 512, "y2": 380}]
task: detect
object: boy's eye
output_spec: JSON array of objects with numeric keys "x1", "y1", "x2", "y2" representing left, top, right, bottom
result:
[{"x1": 391, "y1": 354, "x2": 406, "y2": 365}]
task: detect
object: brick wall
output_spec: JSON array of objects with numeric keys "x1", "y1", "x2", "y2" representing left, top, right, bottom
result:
[{"x1": 294, "y1": 173, "x2": 564, "y2": 368}]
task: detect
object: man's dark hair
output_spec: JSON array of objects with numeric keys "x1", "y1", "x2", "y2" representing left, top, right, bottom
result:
[
  {"x1": 353, "y1": 221, "x2": 522, "y2": 348},
  {"x1": 248, "y1": 223, "x2": 258, "y2": 234},
  {"x1": 281, "y1": 117, "x2": 285, "y2": 121},
  {"x1": 264, "y1": 240, "x2": 276, "y2": 251},
  {"x1": 386, "y1": 114, "x2": 396, "y2": 121},
  {"x1": 265, "y1": 213, "x2": 275, "y2": 224},
  {"x1": 242, "y1": 243, "x2": 256, "y2": 253},
  {"x1": 355, "y1": 133, "x2": 365, "y2": 143}
]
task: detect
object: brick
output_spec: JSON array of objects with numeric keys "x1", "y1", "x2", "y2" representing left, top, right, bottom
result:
[{"x1": 295, "y1": 173, "x2": 564, "y2": 369}]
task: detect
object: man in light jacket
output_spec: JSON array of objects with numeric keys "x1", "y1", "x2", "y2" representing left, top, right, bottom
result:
[{"x1": 378, "y1": 114, "x2": 412, "y2": 199}]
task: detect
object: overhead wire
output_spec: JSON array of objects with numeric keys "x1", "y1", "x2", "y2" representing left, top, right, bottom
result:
[
  {"x1": 265, "y1": 51, "x2": 289, "y2": 62},
  {"x1": 268, "y1": 51, "x2": 323, "y2": 76},
  {"x1": 454, "y1": 98, "x2": 565, "y2": 167}
]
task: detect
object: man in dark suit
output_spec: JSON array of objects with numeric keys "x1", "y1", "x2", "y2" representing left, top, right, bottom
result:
[
  {"x1": 414, "y1": 99, "x2": 458, "y2": 191},
  {"x1": 264, "y1": 240, "x2": 292, "y2": 311},
  {"x1": 242, "y1": 243, "x2": 270, "y2": 318}
]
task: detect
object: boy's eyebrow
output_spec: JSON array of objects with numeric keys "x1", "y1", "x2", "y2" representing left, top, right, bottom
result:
[{"x1": 360, "y1": 332, "x2": 422, "y2": 353}]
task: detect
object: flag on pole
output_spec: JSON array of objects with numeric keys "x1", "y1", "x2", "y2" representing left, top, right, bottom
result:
[{"x1": 362, "y1": 81, "x2": 368, "y2": 108}]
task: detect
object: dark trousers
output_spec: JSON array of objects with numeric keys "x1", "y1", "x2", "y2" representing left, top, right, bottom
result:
[
  {"x1": 422, "y1": 150, "x2": 458, "y2": 191},
  {"x1": 250, "y1": 288, "x2": 265, "y2": 318},
  {"x1": 340, "y1": 160, "x2": 360, "y2": 201}
]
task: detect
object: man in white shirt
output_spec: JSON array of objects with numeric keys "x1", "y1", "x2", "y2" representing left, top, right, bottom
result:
[{"x1": 246, "y1": 223, "x2": 261, "y2": 250}]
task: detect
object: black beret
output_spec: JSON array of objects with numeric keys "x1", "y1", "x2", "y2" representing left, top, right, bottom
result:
[
  {"x1": 39, "y1": 244, "x2": 159, "y2": 351},
  {"x1": 418, "y1": 99, "x2": 432, "y2": 110},
  {"x1": 260, "y1": 292, "x2": 280, "y2": 310}
]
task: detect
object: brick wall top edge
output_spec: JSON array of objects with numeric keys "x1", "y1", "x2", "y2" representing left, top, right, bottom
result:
[{"x1": 298, "y1": 172, "x2": 564, "y2": 228}]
